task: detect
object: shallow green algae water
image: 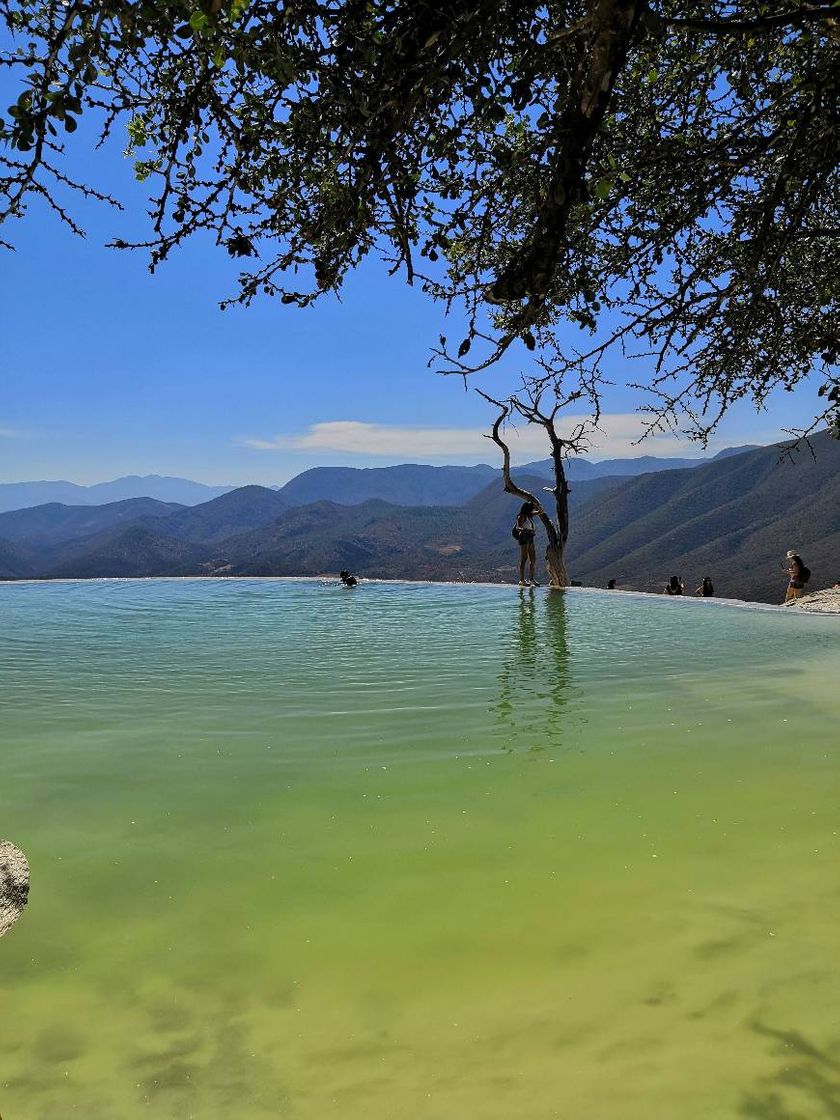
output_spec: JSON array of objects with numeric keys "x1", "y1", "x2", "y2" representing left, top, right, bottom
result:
[{"x1": 1, "y1": 579, "x2": 839, "y2": 1120}]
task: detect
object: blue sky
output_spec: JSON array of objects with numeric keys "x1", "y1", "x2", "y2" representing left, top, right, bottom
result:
[{"x1": 0, "y1": 111, "x2": 823, "y2": 486}]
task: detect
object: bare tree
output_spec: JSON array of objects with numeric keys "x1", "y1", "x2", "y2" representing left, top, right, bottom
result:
[{"x1": 480, "y1": 375, "x2": 601, "y2": 587}]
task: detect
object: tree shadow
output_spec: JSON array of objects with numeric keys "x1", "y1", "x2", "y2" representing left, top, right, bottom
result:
[
  {"x1": 739, "y1": 1021, "x2": 840, "y2": 1119},
  {"x1": 494, "y1": 590, "x2": 578, "y2": 752}
]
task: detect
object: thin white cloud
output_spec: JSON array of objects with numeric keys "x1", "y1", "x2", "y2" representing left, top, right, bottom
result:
[
  {"x1": 0, "y1": 427, "x2": 21, "y2": 439},
  {"x1": 242, "y1": 420, "x2": 514, "y2": 458},
  {"x1": 239, "y1": 416, "x2": 729, "y2": 462}
]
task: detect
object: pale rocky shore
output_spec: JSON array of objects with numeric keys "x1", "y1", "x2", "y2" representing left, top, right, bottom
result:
[
  {"x1": 0, "y1": 839, "x2": 29, "y2": 939},
  {"x1": 783, "y1": 588, "x2": 840, "y2": 615}
]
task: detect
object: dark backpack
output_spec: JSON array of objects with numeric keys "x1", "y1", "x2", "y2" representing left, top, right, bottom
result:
[
  {"x1": 511, "y1": 523, "x2": 522, "y2": 541},
  {"x1": 801, "y1": 564, "x2": 811, "y2": 584}
]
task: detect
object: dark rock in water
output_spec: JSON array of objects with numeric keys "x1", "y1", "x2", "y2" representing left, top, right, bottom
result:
[{"x1": 0, "y1": 839, "x2": 30, "y2": 939}]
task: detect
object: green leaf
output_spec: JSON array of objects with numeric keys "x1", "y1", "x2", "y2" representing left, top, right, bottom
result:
[{"x1": 595, "y1": 178, "x2": 611, "y2": 200}]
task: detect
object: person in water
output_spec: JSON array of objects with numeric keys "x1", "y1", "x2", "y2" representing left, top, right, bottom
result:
[
  {"x1": 664, "y1": 575, "x2": 684, "y2": 595},
  {"x1": 514, "y1": 500, "x2": 538, "y2": 587},
  {"x1": 695, "y1": 577, "x2": 714, "y2": 597},
  {"x1": 784, "y1": 550, "x2": 808, "y2": 601},
  {"x1": 339, "y1": 569, "x2": 358, "y2": 588}
]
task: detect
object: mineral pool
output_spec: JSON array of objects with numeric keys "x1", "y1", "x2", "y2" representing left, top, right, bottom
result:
[{"x1": 1, "y1": 579, "x2": 839, "y2": 1119}]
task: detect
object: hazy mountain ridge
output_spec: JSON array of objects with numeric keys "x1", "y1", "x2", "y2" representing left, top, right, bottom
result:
[
  {"x1": 520, "y1": 444, "x2": 761, "y2": 481},
  {"x1": 276, "y1": 463, "x2": 499, "y2": 507},
  {"x1": 0, "y1": 445, "x2": 761, "y2": 516},
  {"x1": 1, "y1": 438, "x2": 836, "y2": 603},
  {"x1": 0, "y1": 475, "x2": 233, "y2": 514}
]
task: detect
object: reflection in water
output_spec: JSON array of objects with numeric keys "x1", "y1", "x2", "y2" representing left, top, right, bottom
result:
[
  {"x1": 740, "y1": 1022, "x2": 840, "y2": 1120},
  {"x1": 494, "y1": 589, "x2": 579, "y2": 752}
]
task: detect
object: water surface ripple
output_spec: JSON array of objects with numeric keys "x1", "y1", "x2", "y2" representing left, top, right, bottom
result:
[{"x1": 1, "y1": 579, "x2": 839, "y2": 1119}]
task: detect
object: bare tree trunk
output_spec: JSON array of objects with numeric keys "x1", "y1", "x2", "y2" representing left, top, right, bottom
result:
[
  {"x1": 543, "y1": 528, "x2": 568, "y2": 589},
  {"x1": 545, "y1": 439, "x2": 570, "y2": 589},
  {"x1": 487, "y1": 406, "x2": 571, "y2": 589}
]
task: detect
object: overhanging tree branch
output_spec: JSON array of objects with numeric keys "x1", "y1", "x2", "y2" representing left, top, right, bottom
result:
[
  {"x1": 665, "y1": 6, "x2": 839, "y2": 35},
  {"x1": 483, "y1": 397, "x2": 550, "y2": 519},
  {"x1": 0, "y1": 0, "x2": 836, "y2": 444}
]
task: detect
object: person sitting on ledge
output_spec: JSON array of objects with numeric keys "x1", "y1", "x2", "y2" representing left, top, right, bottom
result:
[
  {"x1": 695, "y1": 577, "x2": 714, "y2": 597},
  {"x1": 339, "y1": 570, "x2": 358, "y2": 588},
  {"x1": 607, "y1": 579, "x2": 617, "y2": 590},
  {"x1": 664, "y1": 575, "x2": 685, "y2": 595}
]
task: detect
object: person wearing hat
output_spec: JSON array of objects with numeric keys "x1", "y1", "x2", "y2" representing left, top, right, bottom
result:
[{"x1": 784, "y1": 550, "x2": 809, "y2": 601}]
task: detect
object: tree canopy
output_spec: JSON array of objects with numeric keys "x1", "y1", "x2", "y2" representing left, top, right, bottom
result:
[{"x1": 1, "y1": 0, "x2": 838, "y2": 440}]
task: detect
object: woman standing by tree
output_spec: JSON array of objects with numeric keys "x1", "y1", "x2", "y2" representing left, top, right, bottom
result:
[{"x1": 515, "y1": 501, "x2": 538, "y2": 587}]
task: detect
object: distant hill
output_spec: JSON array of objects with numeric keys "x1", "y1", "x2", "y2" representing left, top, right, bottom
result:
[
  {"x1": 4, "y1": 487, "x2": 291, "y2": 578},
  {"x1": 521, "y1": 448, "x2": 757, "y2": 481},
  {"x1": 154, "y1": 485, "x2": 289, "y2": 543},
  {"x1": 0, "y1": 538, "x2": 37, "y2": 580},
  {"x1": 43, "y1": 524, "x2": 207, "y2": 580},
  {"x1": 523, "y1": 454, "x2": 701, "y2": 480},
  {"x1": 277, "y1": 463, "x2": 499, "y2": 507},
  {"x1": 0, "y1": 475, "x2": 233, "y2": 513},
  {"x1": 711, "y1": 444, "x2": 762, "y2": 460},
  {"x1": 0, "y1": 497, "x2": 185, "y2": 546}
]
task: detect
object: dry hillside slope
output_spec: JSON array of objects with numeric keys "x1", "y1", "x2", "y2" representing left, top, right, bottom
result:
[{"x1": 566, "y1": 431, "x2": 840, "y2": 601}]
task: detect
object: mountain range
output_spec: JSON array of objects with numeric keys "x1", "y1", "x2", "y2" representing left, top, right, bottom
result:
[
  {"x1": 0, "y1": 436, "x2": 836, "y2": 602},
  {"x1": 0, "y1": 473, "x2": 619, "y2": 582},
  {"x1": 0, "y1": 445, "x2": 759, "y2": 514}
]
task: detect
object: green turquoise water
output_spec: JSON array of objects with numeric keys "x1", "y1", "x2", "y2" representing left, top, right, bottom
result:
[{"x1": 1, "y1": 579, "x2": 839, "y2": 1119}]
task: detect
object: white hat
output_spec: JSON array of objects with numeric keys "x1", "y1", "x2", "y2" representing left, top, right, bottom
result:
[
  {"x1": 0, "y1": 840, "x2": 29, "y2": 940},
  {"x1": 786, "y1": 550, "x2": 798, "y2": 558}
]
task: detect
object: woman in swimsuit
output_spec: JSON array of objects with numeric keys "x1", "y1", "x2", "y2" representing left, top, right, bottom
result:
[
  {"x1": 515, "y1": 501, "x2": 538, "y2": 587},
  {"x1": 784, "y1": 551, "x2": 806, "y2": 601}
]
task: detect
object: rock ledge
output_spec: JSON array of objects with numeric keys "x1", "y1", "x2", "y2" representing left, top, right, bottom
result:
[
  {"x1": 0, "y1": 839, "x2": 30, "y2": 939},
  {"x1": 783, "y1": 588, "x2": 840, "y2": 615}
]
